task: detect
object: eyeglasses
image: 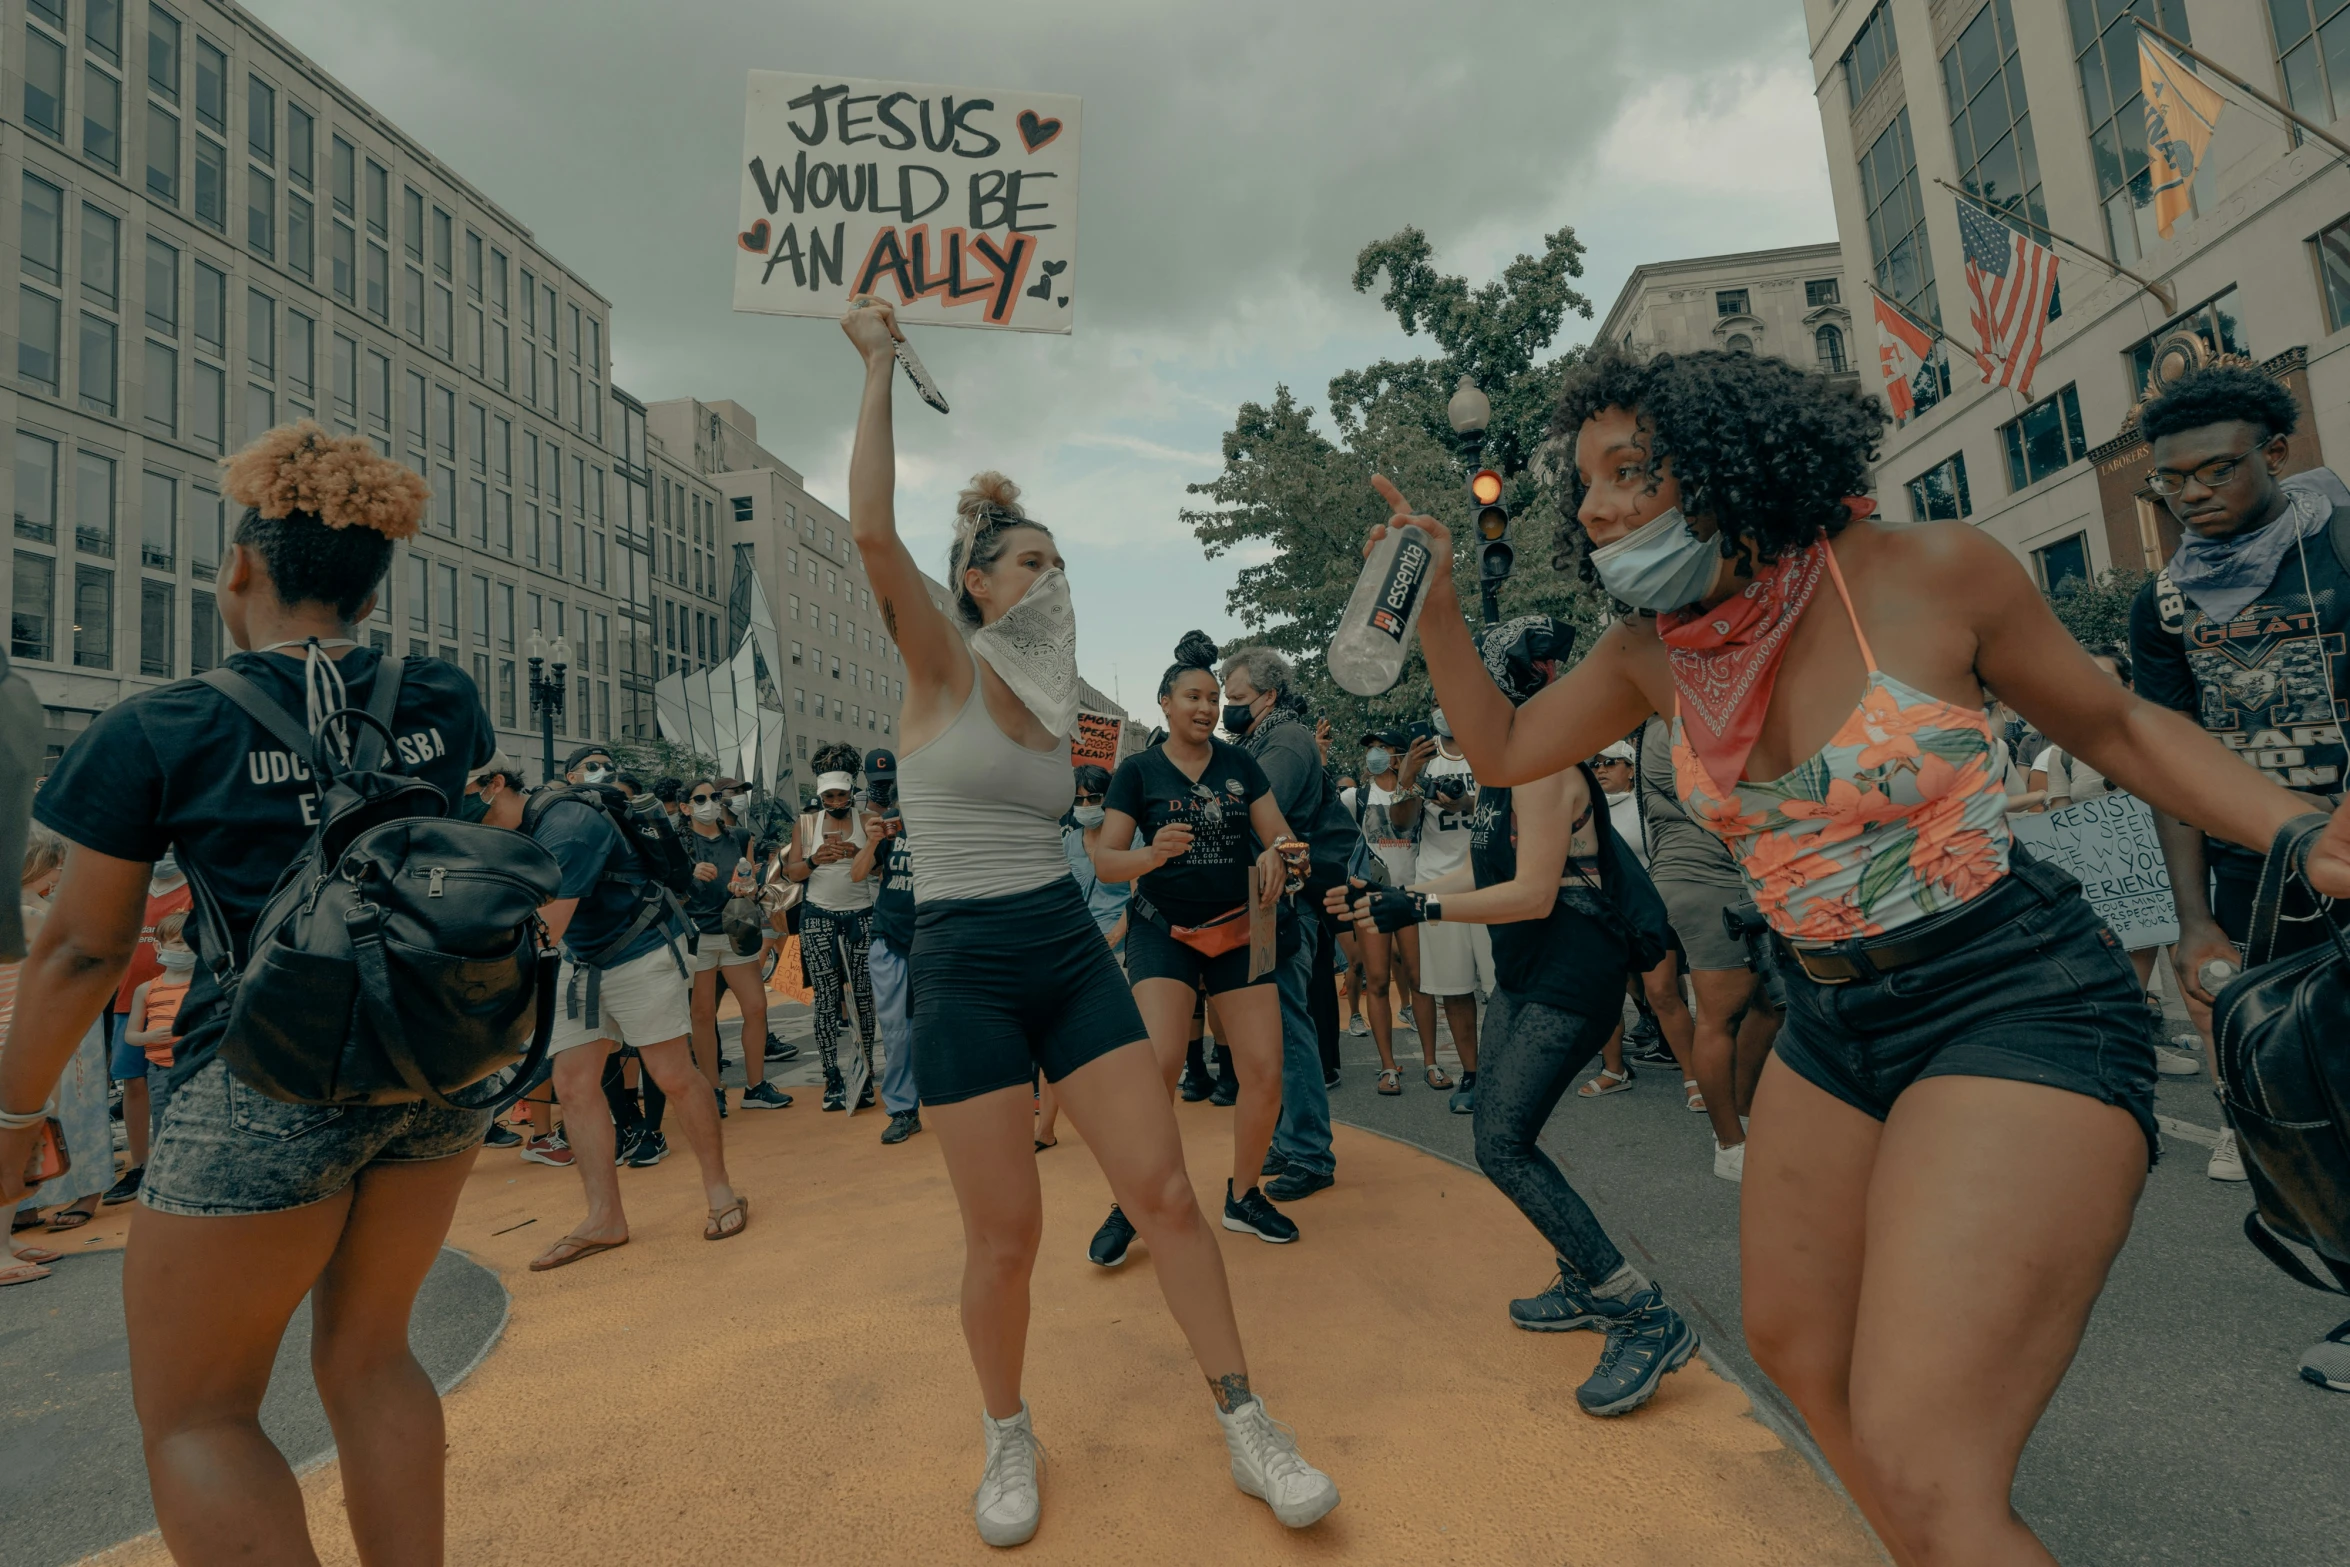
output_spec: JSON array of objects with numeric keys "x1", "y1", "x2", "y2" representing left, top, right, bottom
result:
[{"x1": 2146, "y1": 446, "x2": 2263, "y2": 496}]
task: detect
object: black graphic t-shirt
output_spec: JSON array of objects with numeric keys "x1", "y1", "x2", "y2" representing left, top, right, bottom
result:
[
  {"x1": 1104, "y1": 739, "x2": 1271, "y2": 926},
  {"x1": 681, "y1": 823, "x2": 752, "y2": 933},
  {"x1": 2131, "y1": 502, "x2": 2349, "y2": 876},
  {"x1": 872, "y1": 821, "x2": 915, "y2": 951},
  {"x1": 35, "y1": 648, "x2": 494, "y2": 1073}
]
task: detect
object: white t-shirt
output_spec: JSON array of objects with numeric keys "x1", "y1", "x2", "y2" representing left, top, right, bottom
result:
[
  {"x1": 1415, "y1": 750, "x2": 1477, "y2": 882},
  {"x1": 1605, "y1": 789, "x2": 1649, "y2": 869},
  {"x1": 1342, "y1": 782, "x2": 1419, "y2": 884},
  {"x1": 799, "y1": 809, "x2": 876, "y2": 912}
]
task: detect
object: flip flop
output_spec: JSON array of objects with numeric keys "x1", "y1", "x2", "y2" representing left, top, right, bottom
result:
[
  {"x1": 12, "y1": 1210, "x2": 44, "y2": 1233},
  {"x1": 12, "y1": 1244, "x2": 64, "y2": 1265},
  {"x1": 45, "y1": 1206, "x2": 96, "y2": 1232},
  {"x1": 705, "y1": 1196, "x2": 750, "y2": 1242},
  {"x1": 1034, "y1": 1138, "x2": 1057, "y2": 1152},
  {"x1": 0, "y1": 1260, "x2": 54, "y2": 1286},
  {"x1": 1578, "y1": 1066, "x2": 1634, "y2": 1098},
  {"x1": 528, "y1": 1234, "x2": 629, "y2": 1272}
]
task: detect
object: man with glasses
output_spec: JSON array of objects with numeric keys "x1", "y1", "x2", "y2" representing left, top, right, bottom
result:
[{"x1": 2127, "y1": 364, "x2": 2350, "y2": 1395}]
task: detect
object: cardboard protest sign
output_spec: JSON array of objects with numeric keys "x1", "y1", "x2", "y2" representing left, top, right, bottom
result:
[
  {"x1": 734, "y1": 72, "x2": 1081, "y2": 334},
  {"x1": 1072, "y1": 712, "x2": 1121, "y2": 771},
  {"x1": 2007, "y1": 792, "x2": 2180, "y2": 950}
]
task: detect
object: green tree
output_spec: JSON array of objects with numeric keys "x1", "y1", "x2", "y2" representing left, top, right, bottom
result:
[
  {"x1": 1185, "y1": 227, "x2": 1612, "y2": 747},
  {"x1": 2047, "y1": 566, "x2": 2148, "y2": 655}
]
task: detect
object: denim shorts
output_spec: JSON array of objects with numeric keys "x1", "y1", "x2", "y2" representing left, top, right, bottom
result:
[
  {"x1": 1774, "y1": 861, "x2": 2161, "y2": 1165},
  {"x1": 143, "y1": 1054, "x2": 491, "y2": 1217}
]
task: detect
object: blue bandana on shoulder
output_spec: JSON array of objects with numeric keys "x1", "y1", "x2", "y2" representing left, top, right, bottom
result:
[{"x1": 2165, "y1": 470, "x2": 2339, "y2": 623}]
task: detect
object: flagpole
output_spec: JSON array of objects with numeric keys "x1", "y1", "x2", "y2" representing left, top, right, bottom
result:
[
  {"x1": 2133, "y1": 18, "x2": 2350, "y2": 166},
  {"x1": 1932, "y1": 177, "x2": 2175, "y2": 314},
  {"x1": 1865, "y1": 283, "x2": 1985, "y2": 364}
]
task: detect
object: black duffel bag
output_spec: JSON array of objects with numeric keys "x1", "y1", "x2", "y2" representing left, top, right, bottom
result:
[
  {"x1": 187, "y1": 659, "x2": 561, "y2": 1110},
  {"x1": 2213, "y1": 811, "x2": 2350, "y2": 1295}
]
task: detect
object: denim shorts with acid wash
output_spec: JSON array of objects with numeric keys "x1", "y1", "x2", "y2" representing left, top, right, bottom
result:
[
  {"x1": 1773, "y1": 858, "x2": 2161, "y2": 1166},
  {"x1": 142, "y1": 1054, "x2": 492, "y2": 1218}
]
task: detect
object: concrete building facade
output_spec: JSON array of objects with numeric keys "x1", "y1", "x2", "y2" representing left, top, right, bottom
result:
[
  {"x1": 1807, "y1": 0, "x2": 2350, "y2": 590},
  {"x1": 1597, "y1": 241, "x2": 1857, "y2": 376}
]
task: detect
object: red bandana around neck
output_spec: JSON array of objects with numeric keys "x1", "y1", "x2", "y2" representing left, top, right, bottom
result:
[{"x1": 1657, "y1": 537, "x2": 1831, "y2": 795}]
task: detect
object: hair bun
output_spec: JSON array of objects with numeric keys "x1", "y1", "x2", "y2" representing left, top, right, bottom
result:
[
  {"x1": 955, "y1": 471, "x2": 1025, "y2": 533},
  {"x1": 221, "y1": 420, "x2": 427, "y2": 540},
  {"x1": 1172, "y1": 630, "x2": 1218, "y2": 670}
]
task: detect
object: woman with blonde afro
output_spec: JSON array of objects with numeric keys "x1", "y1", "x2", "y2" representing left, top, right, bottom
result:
[{"x1": 0, "y1": 423, "x2": 502, "y2": 1562}]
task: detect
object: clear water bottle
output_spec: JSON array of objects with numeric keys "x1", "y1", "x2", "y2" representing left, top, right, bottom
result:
[{"x1": 1328, "y1": 526, "x2": 1441, "y2": 696}]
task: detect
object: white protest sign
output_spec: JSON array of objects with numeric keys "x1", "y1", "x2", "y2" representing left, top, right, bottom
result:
[
  {"x1": 2008, "y1": 792, "x2": 2180, "y2": 950},
  {"x1": 733, "y1": 72, "x2": 1080, "y2": 334}
]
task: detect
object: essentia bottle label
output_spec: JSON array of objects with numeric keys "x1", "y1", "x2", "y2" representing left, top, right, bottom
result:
[{"x1": 1367, "y1": 536, "x2": 1433, "y2": 642}]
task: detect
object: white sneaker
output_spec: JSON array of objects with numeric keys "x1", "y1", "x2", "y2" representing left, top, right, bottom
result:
[
  {"x1": 2154, "y1": 1046, "x2": 2203, "y2": 1077},
  {"x1": 1215, "y1": 1397, "x2": 1339, "y2": 1528},
  {"x1": 1714, "y1": 1140, "x2": 1746, "y2": 1184},
  {"x1": 2207, "y1": 1131, "x2": 2248, "y2": 1183},
  {"x1": 1347, "y1": 1014, "x2": 1367, "y2": 1037},
  {"x1": 974, "y1": 1402, "x2": 1043, "y2": 1547}
]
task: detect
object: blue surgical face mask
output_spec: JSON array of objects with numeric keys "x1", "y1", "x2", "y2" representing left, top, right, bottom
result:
[
  {"x1": 1072, "y1": 804, "x2": 1106, "y2": 828},
  {"x1": 1364, "y1": 747, "x2": 1394, "y2": 776},
  {"x1": 1588, "y1": 505, "x2": 1726, "y2": 612}
]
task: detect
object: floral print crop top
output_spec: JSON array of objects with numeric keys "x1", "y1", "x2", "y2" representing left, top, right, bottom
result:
[{"x1": 1671, "y1": 549, "x2": 2012, "y2": 943}]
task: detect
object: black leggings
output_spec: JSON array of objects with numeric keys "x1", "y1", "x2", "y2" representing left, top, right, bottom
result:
[
  {"x1": 802, "y1": 904, "x2": 876, "y2": 1081},
  {"x1": 1472, "y1": 988, "x2": 1625, "y2": 1286}
]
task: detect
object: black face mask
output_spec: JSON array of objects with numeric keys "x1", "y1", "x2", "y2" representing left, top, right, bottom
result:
[
  {"x1": 826, "y1": 804, "x2": 851, "y2": 819},
  {"x1": 1222, "y1": 702, "x2": 1257, "y2": 735},
  {"x1": 459, "y1": 791, "x2": 492, "y2": 824}
]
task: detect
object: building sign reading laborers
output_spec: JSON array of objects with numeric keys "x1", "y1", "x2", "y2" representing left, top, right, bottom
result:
[{"x1": 733, "y1": 72, "x2": 1081, "y2": 334}]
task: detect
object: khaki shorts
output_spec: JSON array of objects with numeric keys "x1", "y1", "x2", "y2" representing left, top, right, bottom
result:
[
  {"x1": 1416, "y1": 919, "x2": 1495, "y2": 997},
  {"x1": 550, "y1": 945, "x2": 692, "y2": 1054},
  {"x1": 687, "y1": 938, "x2": 758, "y2": 974}
]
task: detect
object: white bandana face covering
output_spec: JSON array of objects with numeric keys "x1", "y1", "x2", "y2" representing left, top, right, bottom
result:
[{"x1": 969, "y1": 566, "x2": 1081, "y2": 737}]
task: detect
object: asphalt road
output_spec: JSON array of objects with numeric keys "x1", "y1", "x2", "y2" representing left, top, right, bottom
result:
[{"x1": 1317, "y1": 1014, "x2": 2350, "y2": 1567}]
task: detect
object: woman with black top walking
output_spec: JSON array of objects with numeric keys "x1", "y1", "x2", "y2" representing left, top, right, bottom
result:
[
  {"x1": 1087, "y1": 632, "x2": 1306, "y2": 1265},
  {"x1": 1375, "y1": 345, "x2": 2350, "y2": 1565},
  {"x1": 682, "y1": 777, "x2": 792, "y2": 1112},
  {"x1": 0, "y1": 425, "x2": 496, "y2": 1561},
  {"x1": 841, "y1": 294, "x2": 1336, "y2": 1548},
  {"x1": 1332, "y1": 618, "x2": 1699, "y2": 1417}
]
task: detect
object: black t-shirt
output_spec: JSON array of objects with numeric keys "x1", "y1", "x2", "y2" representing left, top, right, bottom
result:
[
  {"x1": 34, "y1": 647, "x2": 493, "y2": 1073},
  {"x1": 681, "y1": 823, "x2": 752, "y2": 933},
  {"x1": 2130, "y1": 498, "x2": 2349, "y2": 878},
  {"x1": 1468, "y1": 780, "x2": 1630, "y2": 1011},
  {"x1": 1104, "y1": 739, "x2": 1272, "y2": 926},
  {"x1": 872, "y1": 820, "x2": 915, "y2": 951}
]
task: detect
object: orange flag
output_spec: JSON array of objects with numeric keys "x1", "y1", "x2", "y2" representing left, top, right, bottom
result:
[{"x1": 2141, "y1": 35, "x2": 2224, "y2": 240}]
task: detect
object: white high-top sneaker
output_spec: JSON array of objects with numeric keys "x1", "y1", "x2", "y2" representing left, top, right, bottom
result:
[
  {"x1": 974, "y1": 1402, "x2": 1043, "y2": 1547},
  {"x1": 1215, "y1": 1397, "x2": 1340, "y2": 1528}
]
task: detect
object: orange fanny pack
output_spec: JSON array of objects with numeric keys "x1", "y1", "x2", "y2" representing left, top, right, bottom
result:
[{"x1": 1165, "y1": 905, "x2": 1252, "y2": 957}]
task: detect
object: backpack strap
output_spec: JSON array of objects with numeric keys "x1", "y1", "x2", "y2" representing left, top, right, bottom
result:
[
  {"x1": 2244, "y1": 811, "x2": 2337, "y2": 968},
  {"x1": 2243, "y1": 1209, "x2": 2350, "y2": 1296},
  {"x1": 352, "y1": 657, "x2": 404, "y2": 771},
  {"x1": 198, "y1": 668, "x2": 315, "y2": 758}
]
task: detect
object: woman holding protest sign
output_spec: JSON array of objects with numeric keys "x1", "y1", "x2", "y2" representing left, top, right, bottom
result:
[
  {"x1": 839, "y1": 294, "x2": 1337, "y2": 1548},
  {"x1": 1368, "y1": 344, "x2": 2350, "y2": 1566}
]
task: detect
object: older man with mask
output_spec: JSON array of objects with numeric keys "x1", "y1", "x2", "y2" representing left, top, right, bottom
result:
[{"x1": 1219, "y1": 646, "x2": 1360, "y2": 1202}]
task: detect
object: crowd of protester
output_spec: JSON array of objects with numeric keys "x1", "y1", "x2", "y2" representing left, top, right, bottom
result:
[{"x1": 0, "y1": 325, "x2": 2345, "y2": 1563}]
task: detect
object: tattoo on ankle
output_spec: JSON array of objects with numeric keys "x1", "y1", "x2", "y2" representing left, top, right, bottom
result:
[{"x1": 1209, "y1": 1372, "x2": 1255, "y2": 1413}]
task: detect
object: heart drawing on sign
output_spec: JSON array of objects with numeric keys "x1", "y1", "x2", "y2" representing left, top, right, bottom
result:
[
  {"x1": 738, "y1": 219, "x2": 771, "y2": 254},
  {"x1": 1017, "y1": 111, "x2": 1063, "y2": 153}
]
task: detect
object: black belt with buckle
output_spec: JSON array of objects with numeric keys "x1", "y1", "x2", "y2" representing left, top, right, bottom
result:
[{"x1": 1776, "y1": 866, "x2": 2050, "y2": 986}]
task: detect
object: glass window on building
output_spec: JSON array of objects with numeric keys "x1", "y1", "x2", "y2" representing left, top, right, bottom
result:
[
  {"x1": 78, "y1": 313, "x2": 116, "y2": 415},
  {"x1": 2069, "y1": 1, "x2": 2195, "y2": 264},
  {"x1": 12, "y1": 550, "x2": 54, "y2": 659},
  {"x1": 407, "y1": 552, "x2": 429, "y2": 632},
  {"x1": 143, "y1": 341, "x2": 175, "y2": 435},
  {"x1": 192, "y1": 35, "x2": 224, "y2": 131},
  {"x1": 83, "y1": 62, "x2": 121, "y2": 170},
  {"x1": 246, "y1": 289, "x2": 273, "y2": 374},
  {"x1": 2270, "y1": 1, "x2": 2350, "y2": 130},
  {"x1": 141, "y1": 470, "x2": 175, "y2": 567},
  {"x1": 189, "y1": 485, "x2": 220, "y2": 580},
  {"x1": 1943, "y1": 0, "x2": 2045, "y2": 231},
  {"x1": 1843, "y1": 2, "x2": 1898, "y2": 104},
  {"x1": 21, "y1": 175, "x2": 62, "y2": 284},
  {"x1": 16, "y1": 432, "x2": 58, "y2": 543},
  {"x1": 1860, "y1": 108, "x2": 1938, "y2": 326},
  {"x1": 88, "y1": 0, "x2": 120, "y2": 64},
  {"x1": 1805, "y1": 278, "x2": 1840, "y2": 307},
  {"x1": 74, "y1": 450, "x2": 114, "y2": 556},
  {"x1": 82, "y1": 205, "x2": 119, "y2": 305},
  {"x1": 247, "y1": 75, "x2": 273, "y2": 161},
  {"x1": 1815, "y1": 324, "x2": 1848, "y2": 372},
  {"x1": 146, "y1": 103, "x2": 180, "y2": 203},
  {"x1": 73, "y1": 562, "x2": 109, "y2": 667},
  {"x1": 190, "y1": 586, "x2": 218, "y2": 673},
  {"x1": 190, "y1": 361, "x2": 222, "y2": 451},
  {"x1": 140, "y1": 575, "x2": 173, "y2": 675},
  {"x1": 147, "y1": 5, "x2": 180, "y2": 97},
  {"x1": 1905, "y1": 452, "x2": 1973, "y2": 521},
  {"x1": 193, "y1": 134, "x2": 226, "y2": 228},
  {"x1": 2316, "y1": 213, "x2": 2350, "y2": 332},
  {"x1": 285, "y1": 310, "x2": 312, "y2": 398},
  {"x1": 23, "y1": 23, "x2": 65, "y2": 140},
  {"x1": 2000, "y1": 385, "x2": 2088, "y2": 491},
  {"x1": 2033, "y1": 532, "x2": 2091, "y2": 596},
  {"x1": 193, "y1": 261, "x2": 225, "y2": 352},
  {"x1": 364, "y1": 160, "x2": 387, "y2": 236},
  {"x1": 146, "y1": 236, "x2": 177, "y2": 333},
  {"x1": 286, "y1": 103, "x2": 312, "y2": 187},
  {"x1": 287, "y1": 192, "x2": 313, "y2": 280},
  {"x1": 19, "y1": 289, "x2": 60, "y2": 394},
  {"x1": 248, "y1": 166, "x2": 274, "y2": 257},
  {"x1": 2123, "y1": 287, "x2": 2248, "y2": 401}
]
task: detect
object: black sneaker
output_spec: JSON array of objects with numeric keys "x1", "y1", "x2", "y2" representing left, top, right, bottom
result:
[
  {"x1": 100, "y1": 1165, "x2": 145, "y2": 1206},
  {"x1": 1088, "y1": 1204, "x2": 1137, "y2": 1268},
  {"x1": 1209, "y1": 1078, "x2": 1238, "y2": 1108},
  {"x1": 627, "y1": 1130, "x2": 670, "y2": 1168},
  {"x1": 613, "y1": 1126, "x2": 643, "y2": 1166},
  {"x1": 1576, "y1": 1286, "x2": 1699, "y2": 1417},
  {"x1": 880, "y1": 1110, "x2": 921, "y2": 1145},
  {"x1": 714, "y1": 1086, "x2": 730, "y2": 1119},
  {"x1": 1508, "y1": 1266, "x2": 1605, "y2": 1333},
  {"x1": 741, "y1": 1081, "x2": 794, "y2": 1110},
  {"x1": 856, "y1": 1078, "x2": 877, "y2": 1110},
  {"x1": 1323, "y1": 1068, "x2": 1341, "y2": 1090},
  {"x1": 764, "y1": 1032, "x2": 801, "y2": 1063},
  {"x1": 1222, "y1": 1182, "x2": 1300, "y2": 1244},
  {"x1": 1264, "y1": 1166, "x2": 1332, "y2": 1203},
  {"x1": 821, "y1": 1072, "x2": 846, "y2": 1112},
  {"x1": 1261, "y1": 1151, "x2": 1286, "y2": 1179},
  {"x1": 1448, "y1": 1071, "x2": 1478, "y2": 1116},
  {"x1": 483, "y1": 1123, "x2": 522, "y2": 1149},
  {"x1": 1178, "y1": 1065, "x2": 1214, "y2": 1102}
]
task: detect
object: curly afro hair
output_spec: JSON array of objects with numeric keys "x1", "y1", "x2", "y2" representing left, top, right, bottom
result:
[
  {"x1": 1546, "y1": 345, "x2": 1888, "y2": 591},
  {"x1": 2135, "y1": 363, "x2": 2299, "y2": 444},
  {"x1": 809, "y1": 741, "x2": 863, "y2": 779},
  {"x1": 221, "y1": 421, "x2": 430, "y2": 621}
]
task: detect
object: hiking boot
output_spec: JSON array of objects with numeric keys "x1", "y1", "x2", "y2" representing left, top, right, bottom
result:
[
  {"x1": 740, "y1": 1081, "x2": 794, "y2": 1110},
  {"x1": 973, "y1": 1401, "x2": 1044, "y2": 1547},
  {"x1": 1508, "y1": 1266, "x2": 1605, "y2": 1333},
  {"x1": 1448, "y1": 1071, "x2": 1477, "y2": 1115},
  {"x1": 1264, "y1": 1166, "x2": 1332, "y2": 1203},
  {"x1": 1222, "y1": 1182, "x2": 1300, "y2": 1244},
  {"x1": 880, "y1": 1110, "x2": 921, "y2": 1145},
  {"x1": 1215, "y1": 1397, "x2": 1339, "y2": 1528},
  {"x1": 2300, "y1": 1319, "x2": 2350, "y2": 1393},
  {"x1": 1088, "y1": 1204, "x2": 1136, "y2": 1268},
  {"x1": 1576, "y1": 1286, "x2": 1699, "y2": 1417}
]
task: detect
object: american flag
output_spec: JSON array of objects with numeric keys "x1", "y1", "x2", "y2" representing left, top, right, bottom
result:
[{"x1": 1957, "y1": 198, "x2": 2058, "y2": 397}]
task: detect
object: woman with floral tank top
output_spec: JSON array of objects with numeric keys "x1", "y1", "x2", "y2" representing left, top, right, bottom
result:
[{"x1": 1374, "y1": 345, "x2": 2350, "y2": 1566}]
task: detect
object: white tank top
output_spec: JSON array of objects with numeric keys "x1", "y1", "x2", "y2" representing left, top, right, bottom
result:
[
  {"x1": 799, "y1": 809, "x2": 876, "y2": 912},
  {"x1": 897, "y1": 647, "x2": 1075, "y2": 904}
]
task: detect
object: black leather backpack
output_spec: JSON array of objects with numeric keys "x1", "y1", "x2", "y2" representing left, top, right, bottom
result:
[
  {"x1": 2213, "y1": 812, "x2": 2350, "y2": 1295},
  {"x1": 186, "y1": 659, "x2": 561, "y2": 1109}
]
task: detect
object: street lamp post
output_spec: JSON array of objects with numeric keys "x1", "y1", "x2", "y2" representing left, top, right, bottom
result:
[
  {"x1": 526, "y1": 630, "x2": 572, "y2": 783},
  {"x1": 1446, "y1": 375, "x2": 1509, "y2": 625}
]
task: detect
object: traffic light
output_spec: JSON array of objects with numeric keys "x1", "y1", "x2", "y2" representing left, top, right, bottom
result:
[{"x1": 1470, "y1": 467, "x2": 1512, "y2": 605}]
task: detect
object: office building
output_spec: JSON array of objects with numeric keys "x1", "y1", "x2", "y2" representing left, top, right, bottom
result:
[
  {"x1": 1597, "y1": 242, "x2": 1857, "y2": 376},
  {"x1": 1808, "y1": 0, "x2": 2350, "y2": 589}
]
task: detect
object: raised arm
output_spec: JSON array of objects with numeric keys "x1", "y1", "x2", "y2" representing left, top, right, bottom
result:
[
  {"x1": 841, "y1": 296, "x2": 964, "y2": 707},
  {"x1": 1367, "y1": 476, "x2": 1656, "y2": 787}
]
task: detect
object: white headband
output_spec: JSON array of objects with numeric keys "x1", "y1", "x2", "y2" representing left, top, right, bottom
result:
[{"x1": 816, "y1": 771, "x2": 855, "y2": 795}]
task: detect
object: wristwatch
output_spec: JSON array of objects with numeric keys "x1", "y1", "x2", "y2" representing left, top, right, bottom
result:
[{"x1": 1423, "y1": 896, "x2": 1443, "y2": 922}]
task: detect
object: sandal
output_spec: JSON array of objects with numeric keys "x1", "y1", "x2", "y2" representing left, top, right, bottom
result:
[
  {"x1": 1684, "y1": 1079, "x2": 1708, "y2": 1113},
  {"x1": 528, "y1": 1234, "x2": 629, "y2": 1272},
  {"x1": 0, "y1": 1260, "x2": 53, "y2": 1287},
  {"x1": 1424, "y1": 1065, "x2": 1455, "y2": 1091},
  {"x1": 704, "y1": 1195, "x2": 750, "y2": 1242},
  {"x1": 12, "y1": 1244, "x2": 63, "y2": 1266},
  {"x1": 46, "y1": 1202, "x2": 97, "y2": 1232},
  {"x1": 12, "y1": 1209, "x2": 44, "y2": 1233},
  {"x1": 1034, "y1": 1137, "x2": 1057, "y2": 1152},
  {"x1": 1376, "y1": 1068, "x2": 1402, "y2": 1096},
  {"x1": 1577, "y1": 1065, "x2": 1634, "y2": 1098}
]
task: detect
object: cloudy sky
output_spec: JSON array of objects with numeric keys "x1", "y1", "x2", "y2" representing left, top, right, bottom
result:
[{"x1": 247, "y1": 0, "x2": 1837, "y2": 713}]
